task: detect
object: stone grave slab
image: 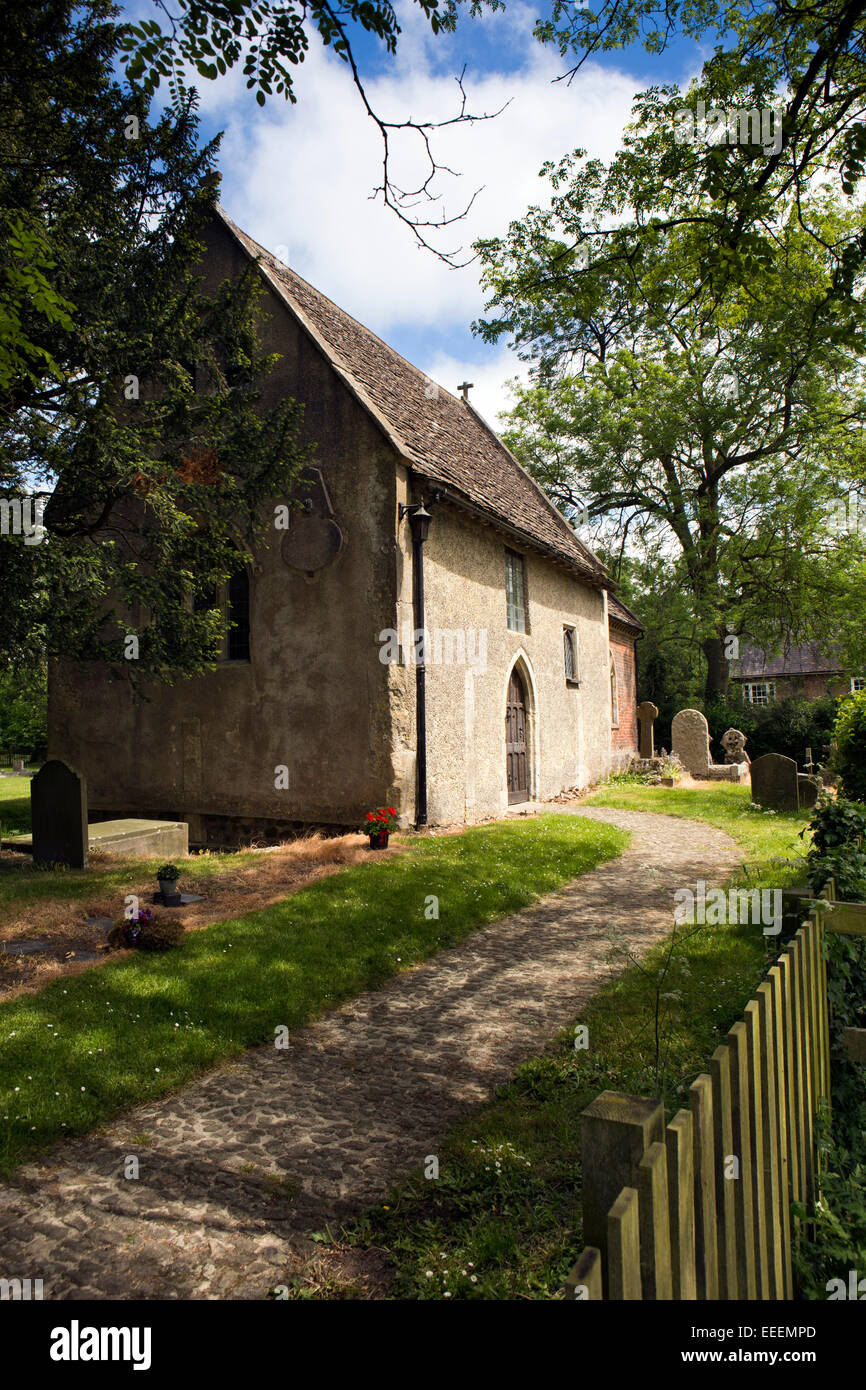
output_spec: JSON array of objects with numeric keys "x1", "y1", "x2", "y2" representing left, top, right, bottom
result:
[
  {"x1": 797, "y1": 774, "x2": 821, "y2": 809},
  {"x1": 87, "y1": 819, "x2": 188, "y2": 860},
  {"x1": 750, "y1": 753, "x2": 800, "y2": 811}
]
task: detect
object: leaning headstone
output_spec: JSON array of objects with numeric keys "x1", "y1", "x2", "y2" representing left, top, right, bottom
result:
[
  {"x1": 671, "y1": 709, "x2": 711, "y2": 777},
  {"x1": 750, "y1": 753, "x2": 799, "y2": 812},
  {"x1": 11, "y1": 756, "x2": 25, "y2": 775},
  {"x1": 637, "y1": 702, "x2": 659, "y2": 759},
  {"x1": 30, "y1": 759, "x2": 88, "y2": 868},
  {"x1": 797, "y1": 774, "x2": 821, "y2": 809}
]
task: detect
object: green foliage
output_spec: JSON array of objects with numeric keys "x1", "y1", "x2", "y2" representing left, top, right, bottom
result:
[
  {"x1": 0, "y1": 1, "x2": 308, "y2": 679},
  {"x1": 118, "y1": 0, "x2": 462, "y2": 109},
  {"x1": 803, "y1": 796, "x2": 866, "y2": 901},
  {"x1": 833, "y1": 691, "x2": 866, "y2": 803},
  {"x1": 0, "y1": 664, "x2": 47, "y2": 751},
  {"x1": 704, "y1": 694, "x2": 839, "y2": 767},
  {"x1": 155, "y1": 863, "x2": 180, "y2": 882},
  {"x1": 476, "y1": 83, "x2": 866, "y2": 699},
  {"x1": 796, "y1": 931, "x2": 866, "y2": 1299}
]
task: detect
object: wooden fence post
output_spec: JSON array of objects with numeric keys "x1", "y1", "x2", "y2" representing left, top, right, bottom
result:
[
  {"x1": 768, "y1": 965, "x2": 794, "y2": 1298},
  {"x1": 638, "y1": 1141, "x2": 673, "y2": 1299},
  {"x1": 710, "y1": 1045, "x2": 738, "y2": 1299},
  {"x1": 608, "y1": 1187, "x2": 642, "y2": 1300},
  {"x1": 563, "y1": 1246, "x2": 603, "y2": 1300},
  {"x1": 666, "y1": 1110, "x2": 697, "y2": 1300},
  {"x1": 689, "y1": 1072, "x2": 718, "y2": 1300},
  {"x1": 727, "y1": 1021, "x2": 757, "y2": 1298},
  {"x1": 744, "y1": 1000, "x2": 770, "y2": 1299},
  {"x1": 756, "y1": 981, "x2": 785, "y2": 1298},
  {"x1": 581, "y1": 1092, "x2": 664, "y2": 1295}
]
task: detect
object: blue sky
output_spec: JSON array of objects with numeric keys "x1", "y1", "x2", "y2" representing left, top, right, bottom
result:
[{"x1": 120, "y1": 1, "x2": 710, "y2": 421}]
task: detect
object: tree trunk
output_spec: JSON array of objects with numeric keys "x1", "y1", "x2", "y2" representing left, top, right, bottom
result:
[{"x1": 703, "y1": 631, "x2": 730, "y2": 701}]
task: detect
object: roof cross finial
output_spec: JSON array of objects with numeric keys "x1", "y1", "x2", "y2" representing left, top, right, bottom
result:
[{"x1": 458, "y1": 381, "x2": 474, "y2": 402}]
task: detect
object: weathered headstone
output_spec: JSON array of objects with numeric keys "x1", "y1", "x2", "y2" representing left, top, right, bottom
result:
[
  {"x1": 750, "y1": 753, "x2": 799, "y2": 812},
  {"x1": 721, "y1": 728, "x2": 750, "y2": 765},
  {"x1": 637, "y1": 701, "x2": 659, "y2": 759},
  {"x1": 797, "y1": 774, "x2": 821, "y2": 809},
  {"x1": 11, "y1": 756, "x2": 25, "y2": 775},
  {"x1": 30, "y1": 759, "x2": 88, "y2": 868},
  {"x1": 671, "y1": 709, "x2": 711, "y2": 777}
]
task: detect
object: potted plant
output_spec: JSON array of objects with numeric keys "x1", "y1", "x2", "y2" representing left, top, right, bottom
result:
[
  {"x1": 362, "y1": 806, "x2": 398, "y2": 849},
  {"x1": 156, "y1": 862, "x2": 181, "y2": 898}
]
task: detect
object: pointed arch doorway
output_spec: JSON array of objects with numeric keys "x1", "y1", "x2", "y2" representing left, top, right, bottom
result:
[{"x1": 506, "y1": 666, "x2": 529, "y2": 804}]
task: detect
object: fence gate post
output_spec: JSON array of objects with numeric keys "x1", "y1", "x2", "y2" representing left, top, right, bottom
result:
[{"x1": 581, "y1": 1092, "x2": 664, "y2": 1296}]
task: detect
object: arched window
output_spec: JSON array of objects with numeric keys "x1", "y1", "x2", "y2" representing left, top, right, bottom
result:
[
  {"x1": 227, "y1": 568, "x2": 250, "y2": 661},
  {"x1": 610, "y1": 650, "x2": 619, "y2": 728}
]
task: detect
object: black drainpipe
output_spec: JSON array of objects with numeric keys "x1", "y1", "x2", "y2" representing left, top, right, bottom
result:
[
  {"x1": 413, "y1": 521, "x2": 428, "y2": 828},
  {"x1": 400, "y1": 497, "x2": 434, "y2": 828}
]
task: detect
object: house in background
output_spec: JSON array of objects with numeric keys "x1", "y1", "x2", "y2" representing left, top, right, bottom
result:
[
  {"x1": 49, "y1": 207, "x2": 640, "y2": 844},
  {"x1": 730, "y1": 642, "x2": 864, "y2": 707}
]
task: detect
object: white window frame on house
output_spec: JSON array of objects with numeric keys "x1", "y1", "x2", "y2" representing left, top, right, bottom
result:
[
  {"x1": 851, "y1": 676, "x2": 866, "y2": 693},
  {"x1": 563, "y1": 626, "x2": 579, "y2": 684},
  {"x1": 742, "y1": 681, "x2": 775, "y2": 707},
  {"x1": 610, "y1": 649, "x2": 619, "y2": 727},
  {"x1": 505, "y1": 548, "x2": 528, "y2": 634}
]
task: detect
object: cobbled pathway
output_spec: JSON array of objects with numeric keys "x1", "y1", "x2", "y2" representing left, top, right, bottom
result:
[{"x1": 0, "y1": 806, "x2": 741, "y2": 1299}]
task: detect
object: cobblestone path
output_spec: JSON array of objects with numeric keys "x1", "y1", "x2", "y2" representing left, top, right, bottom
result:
[{"x1": 0, "y1": 807, "x2": 741, "y2": 1299}]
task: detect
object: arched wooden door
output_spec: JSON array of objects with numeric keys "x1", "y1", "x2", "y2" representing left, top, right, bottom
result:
[{"x1": 506, "y1": 668, "x2": 529, "y2": 803}]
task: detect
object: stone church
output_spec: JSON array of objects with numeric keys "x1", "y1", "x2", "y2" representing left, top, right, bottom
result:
[{"x1": 49, "y1": 208, "x2": 641, "y2": 844}]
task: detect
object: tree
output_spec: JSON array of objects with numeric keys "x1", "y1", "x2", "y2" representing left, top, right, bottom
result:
[
  {"x1": 0, "y1": 0, "x2": 307, "y2": 681},
  {"x1": 119, "y1": 0, "x2": 503, "y2": 261},
  {"x1": 475, "y1": 101, "x2": 866, "y2": 697},
  {"x1": 535, "y1": 0, "x2": 866, "y2": 292}
]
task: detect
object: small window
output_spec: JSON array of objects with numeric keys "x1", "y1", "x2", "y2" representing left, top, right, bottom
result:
[
  {"x1": 505, "y1": 549, "x2": 527, "y2": 633},
  {"x1": 851, "y1": 676, "x2": 865, "y2": 693},
  {"x1": 227, "y1": 569, "x2": 251, "y2": 661},
  {"x1": 743, "y1": 681, "x2": 775, "y2": 706},
  {"x1": 563, "y1": 626, "x2": 578, "y2": 683},
  {"x1": 610, "y1": 650, "x2": 619, "y2": 727}
]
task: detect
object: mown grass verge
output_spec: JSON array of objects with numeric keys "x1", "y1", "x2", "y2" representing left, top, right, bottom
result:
[
  {"x1": 0, "y1": 814, "x2": 625, "y2": 1176},
  {"x1": 323, "y1": 785, "x2": 811, "y2": 1301}
]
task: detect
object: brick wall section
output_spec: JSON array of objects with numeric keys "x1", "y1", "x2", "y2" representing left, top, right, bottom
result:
[{"x1": 610, "y1": 627, "x2": 638, "y2": 758}]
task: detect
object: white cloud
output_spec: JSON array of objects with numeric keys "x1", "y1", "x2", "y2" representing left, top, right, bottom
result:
[
  {"x1": 417, "y1": 346, "x2": 529, "y2": 430},
  {"x1": 203, "y1": 5, "x2": 646, "y2": 403}
]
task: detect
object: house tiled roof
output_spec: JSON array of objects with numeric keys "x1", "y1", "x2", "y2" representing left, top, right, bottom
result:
[
  {"x1": 730, "y1": 642, "x2": 844, "y2": 680},
  {"x1": 608, "y1": 593, "x2": 644, "y2": 633},
  {"x1": 216, "y1": 207, "x2": 610, "y2": 587}
]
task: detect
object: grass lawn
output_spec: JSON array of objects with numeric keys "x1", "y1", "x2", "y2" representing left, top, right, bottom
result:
[
  {"x1": 0, "y1": 813, "x2": 626, "y2": 1177},
  {"x1": 0, "y1": 775, "x2": 32, "y2": 836},
  {"x1": 322, "y1": 783, "x2": 813, "y2": 1301}
]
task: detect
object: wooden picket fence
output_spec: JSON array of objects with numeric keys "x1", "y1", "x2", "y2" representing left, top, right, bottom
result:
[{"x1": 563, "y1": 905, "x2": 837, "y2": 1300}]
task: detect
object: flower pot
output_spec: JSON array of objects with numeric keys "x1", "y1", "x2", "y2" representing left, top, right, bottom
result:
[
  {"x1": 369, "y1": 831, "x2": 390, "y2": 850},
  {"x1": 158, "y1": 878, "x2": 179, "y2": 898}
]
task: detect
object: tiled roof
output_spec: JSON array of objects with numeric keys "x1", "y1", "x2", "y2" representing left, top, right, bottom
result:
[
  {"x1": 608, "y1": 593, "x2": 644, "y2": 632},
  {"x1": 215, "y1": 207, "x2": 609, "y2": 587},
  {"x1": 730, "y1": 641, "x2": 844, "y2": 679}
]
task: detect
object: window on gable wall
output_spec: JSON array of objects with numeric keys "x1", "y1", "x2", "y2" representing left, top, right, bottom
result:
[
  {"x1": 191, "y1": 568, "x2": 251, "y2": 662},
  {"x1": 505, "y1": 549, "x2": 527, "y2": 633},
  {"x1": 563, "y1": 626, "x2": 578, "y2": 683},
  {"x1": 610, "y1": 650, "x2": 619, "y2": 727}
]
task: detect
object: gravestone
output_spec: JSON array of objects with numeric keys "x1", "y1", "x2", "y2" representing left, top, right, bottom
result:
[
  {"x1": 30, "y1": 759, "x2": 88, "y2": 868},
  {"x1": 671, "y1": 709, "x2": 711, "y2": 777},
  {"x1": 636, "y1": 702, "x2": 659, "y2": 759},
  {"x1": 797, "y1": 774, "x2": 821, "y2": 809},
  {"x1": 721, "y1": 728, "x2": 750, "y2": 765},
  {"x1": 750, "y1": 753, "x2": 799, "y2": 812}
]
